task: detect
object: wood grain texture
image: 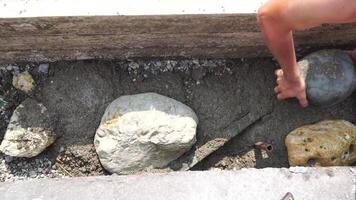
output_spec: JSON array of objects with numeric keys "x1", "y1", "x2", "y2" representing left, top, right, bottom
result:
[{"x1": 0, "y1": 14, "x2": 355, "y2": 63}]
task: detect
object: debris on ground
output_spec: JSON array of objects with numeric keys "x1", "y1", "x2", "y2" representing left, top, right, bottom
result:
[
  {"x1": 254, "y1": 141, "x2": 273, "y2": 153},
  {"x1": 0, "y1": 153, "x2": 66, "y2": 182}
]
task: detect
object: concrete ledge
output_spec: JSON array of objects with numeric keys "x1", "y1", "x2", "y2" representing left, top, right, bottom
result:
[
  {"x1": 0, "y1": 167, "x2": 355, "y2": 200},
  {"x1": 0, "y1": 0, "x2": 267, "y2": 17}
]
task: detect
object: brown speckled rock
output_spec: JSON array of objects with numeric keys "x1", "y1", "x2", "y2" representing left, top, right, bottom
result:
[{"x1": 285, "y1": 120, "x2": 356, "y2": 166}]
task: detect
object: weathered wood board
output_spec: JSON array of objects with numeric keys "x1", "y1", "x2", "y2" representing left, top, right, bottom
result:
[{"x1": 0, "y1": 14, "x2": 355, "y2": 63}]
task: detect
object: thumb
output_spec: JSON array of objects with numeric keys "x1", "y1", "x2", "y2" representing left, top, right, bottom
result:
[{"x1": 297, "y1": 91, "x2": 309, "y2": 108}]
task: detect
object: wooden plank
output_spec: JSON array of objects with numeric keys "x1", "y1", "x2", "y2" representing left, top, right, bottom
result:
[
  {"x1": 0, "y1": 15, "x2": 259, "y2": 36},
  {"x1": 0, "y1": 0, "x2": 355, "y2": 63},
  {"x1": 0, "y1": 14, "x2": 355, "y2": 63}
]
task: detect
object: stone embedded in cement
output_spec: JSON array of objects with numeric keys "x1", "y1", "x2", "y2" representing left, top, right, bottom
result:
[
  {"x1": 0, "y1": 99, "x2": 58, "y2": 157},
  {"x1": 94, "y1": 92, "x2": 198, "y2": 174},
  {"x1": 12, "y1": 71, "x2": 35, "y2": 93},
  {"x1": 38, "y1": 63, "x2": 49, "y2": 74},
  {"x1": 285, "y1": 120, "x2": 356, "y2": 166},
  {"x1": 298, "y1": 49, "x2": 356, "y2": 107}
]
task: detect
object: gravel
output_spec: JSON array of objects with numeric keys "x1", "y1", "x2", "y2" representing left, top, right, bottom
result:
[
  {"x1": 122, "y1": 59, "x2": 229, "y2": 81},
  {"x1": 0, "y1": 153, "x2": 66, "y2": 182}
]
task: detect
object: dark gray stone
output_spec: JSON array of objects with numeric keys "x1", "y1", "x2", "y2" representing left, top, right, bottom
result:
[{"x1": 299, "y1": 49, "x2": 356, "y2": 106}]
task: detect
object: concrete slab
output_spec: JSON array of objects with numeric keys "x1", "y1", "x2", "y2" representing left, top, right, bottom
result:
[{"x1": 0, "y1": 167, "x2": 355, "y2": 200}]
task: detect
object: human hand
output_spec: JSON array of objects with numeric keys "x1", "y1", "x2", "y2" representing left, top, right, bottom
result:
[{"x1": 274, "y1": 69, "x2": 308, "y2": 107}]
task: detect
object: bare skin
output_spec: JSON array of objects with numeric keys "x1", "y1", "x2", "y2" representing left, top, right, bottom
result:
[{"x1": 257, "y1": 0, "x2": 356, "y2": 107}]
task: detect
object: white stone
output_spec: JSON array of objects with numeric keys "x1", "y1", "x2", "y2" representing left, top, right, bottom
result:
[
  {"x1": 0, "y1": 99, "x2": 57, "y2": 157},
  {"x1": 94, "y1": 93, "x2": 198, "y2": 174}
]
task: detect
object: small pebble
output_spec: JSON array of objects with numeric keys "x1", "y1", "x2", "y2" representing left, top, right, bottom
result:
[
  {"x1": 29, "y1": 171, "x2": 37, "y2": 178},
  {"x1": 38, "y1": 63, "x2": 49, "y2": 74},
  {"x1": 4, "y1": 156, "x2": 13, "y2": 163},
  {"x1": 6, "y1": 65, "x2": 19, "y2": 72}
]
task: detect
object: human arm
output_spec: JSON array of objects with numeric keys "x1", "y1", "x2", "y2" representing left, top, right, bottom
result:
[{"x1": 257, "y1": 0, "x2": 356, "y2": 107}]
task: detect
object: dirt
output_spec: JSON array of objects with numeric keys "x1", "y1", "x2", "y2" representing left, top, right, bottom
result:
[{"x1": 0, "y1": 57, "x2": 355, "y2": 179}]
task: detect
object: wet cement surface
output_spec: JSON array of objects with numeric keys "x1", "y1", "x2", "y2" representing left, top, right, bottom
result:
[{"x1": 0, "y1": 58, "x2": 355, "y2": 177}]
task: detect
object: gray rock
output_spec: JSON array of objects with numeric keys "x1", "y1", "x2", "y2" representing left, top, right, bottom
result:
[
  {"x1": 0, "y1": 98, "x2": 58, "y2": 157},
  {"x1": 4, "y1": 156, "x2": 13, "y2": 163},
  {"x1": 5, "y1": 65, "x2": 19, "y2": 72},
  {"x1": 94, "y1": 93, "x2": 198, "y2": 174},
  {"x1": 29, "y1": 171, "x2": 37, "y2": 178},
  {"x1": 298, "y1": 49, "x2": 356, "y2": 106},
  {"x1": 38, "y1": 63, "x2": 49, "y2": 74}
]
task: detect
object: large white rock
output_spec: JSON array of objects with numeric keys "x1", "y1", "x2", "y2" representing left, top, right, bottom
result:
[
  {"x1": 0, "y1": 99, "x2": 57, "y2": 157},
  {"x1": 94, "y1": 93, "x2": 198, "y2": 174}
]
